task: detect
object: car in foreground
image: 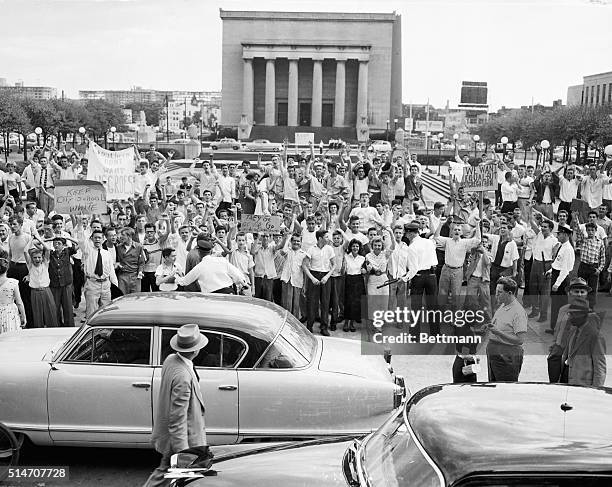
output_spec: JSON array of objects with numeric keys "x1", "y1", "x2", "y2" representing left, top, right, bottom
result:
[
  {"x1": 244, "y1": 139, "x2": 284, "y2": 152},
  {"x1": 192, "y1": 383, "x2": 612, "y2": 486},
  {"x1": 210, "y1": 138, "x2": 242, "y2": 150},
  {"x1": 0, "y1": 293, "x2": 404, "y2": 449}
]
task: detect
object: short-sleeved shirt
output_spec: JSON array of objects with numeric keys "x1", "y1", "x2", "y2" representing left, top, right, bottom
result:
[
  {"x1": 491, "y1": 298, "x2": 528, "y2": 346},
  {"x1": 306, "y1": 244, "x2": 335, "y2": 273}
]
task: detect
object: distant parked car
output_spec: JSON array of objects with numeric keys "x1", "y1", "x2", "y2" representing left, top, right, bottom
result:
[
  {"x1": 245, "y1": 139, "x2": 284, "y2": 152},
  {"x1": 369, "y1": 140, "x2": 393, "y2": 152},
  {"x1": 211, "y1": 138, "x2": 242, "y2": 150}
]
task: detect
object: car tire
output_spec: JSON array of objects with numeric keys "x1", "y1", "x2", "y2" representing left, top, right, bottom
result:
[
  {"x1": 233, "y1": 146, "x2": 239, "y2": 150},
  {"x1": 211, "y1": 146, "x2": 217, "y2": 150}
]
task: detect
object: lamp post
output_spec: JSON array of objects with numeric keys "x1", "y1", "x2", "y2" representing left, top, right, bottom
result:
[
  {"x1": 541, "y1": 139, "x2": 550, "y2": 167},
  {"x1": 394, "y1": 118, "x2": 398, "y2": 131},
  {"x1": 501, "y1": 136, "x2": 508, "y2": 156},
  {"x1": 386, "y1": 120, "x2": 390, "y2": 141},
  {"x1": 78, "y1": 127, "x2": 85, "y2": 148},
  {"x1": 34, "y1": 127, "x2": 42, "y2": 147},
  {"x1": 135, "y1": 128, "x2": 139, "y2": 147},
  {"x1": 110, "y1": 126, "x2": 116, "y2": 150},
  {"x1": 473, "y1": 134, "x2": 480, "y2": 162},
  {"x1": 437, "y1": 132, "x2": 444, "y2": 174},
  {"x1": 425, "y1": 131, "x2": 431, "y2": 164}
]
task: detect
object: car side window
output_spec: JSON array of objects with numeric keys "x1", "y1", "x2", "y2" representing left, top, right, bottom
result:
[
  {"x1": 256, "y1": 336, "x2": 309, "y2": 369},
  {"x1": 160, "y1": 329, "x2": 246, "y2": 368},
  {"x1": 64, "y1": 328, "x2": 152, "y2": 365}
]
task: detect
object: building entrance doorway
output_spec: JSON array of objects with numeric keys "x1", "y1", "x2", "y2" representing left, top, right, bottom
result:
[{"x1": 299, "y1": 103, "x2": 311, "y2": 126}]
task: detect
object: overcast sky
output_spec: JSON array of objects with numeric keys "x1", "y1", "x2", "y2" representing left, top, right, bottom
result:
[{"x1": 1, "y1": 0, "x2": 611, "y2": 110}]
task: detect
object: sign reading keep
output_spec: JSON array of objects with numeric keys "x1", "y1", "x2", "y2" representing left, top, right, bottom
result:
[
  {"x1": 240, "y1": 215, "x2": 282, "y2": 234},
  {"x1": 55, "y1": 180, "x2": 107, "y2": 214}
]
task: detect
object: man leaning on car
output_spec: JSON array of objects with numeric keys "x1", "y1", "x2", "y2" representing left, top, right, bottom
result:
[{"x1": 144, "y1": 324, "x2": 209, "y2": 487}]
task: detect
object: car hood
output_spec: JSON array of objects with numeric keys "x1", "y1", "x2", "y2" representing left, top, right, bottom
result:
[
  {"x1": 0, "y1": 328, "x2": 77, "y2": 363},
  {"x1": 318, "y1": 337, "x2": 393, "y2": 382},
  {"x1": 199, "y1": 438, "x2": 352, "y2": 487}
]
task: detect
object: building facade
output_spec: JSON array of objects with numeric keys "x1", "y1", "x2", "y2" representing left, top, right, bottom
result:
[
  {"x1": 0, "y1": 80, "x2": 57, "y2": 100},
  {"x1": 567, "y1": 71, "x2": 612, "y2": 107},
  {"x1": 220, "y1": 10, "x2": 402, "y2": 139},
  {"x1": 79, "y1": 88, "x2": 221, "y2": 107}
]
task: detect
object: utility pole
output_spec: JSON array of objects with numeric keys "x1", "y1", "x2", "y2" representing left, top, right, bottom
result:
[{"x1": 165, "y1": 95, "x2": 170, "y2": 142}]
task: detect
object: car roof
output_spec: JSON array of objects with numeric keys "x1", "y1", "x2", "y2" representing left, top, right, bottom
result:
[
  {"x1": 88, "y1": 292, "x2": 285, "y2": 343},
  {"x1": 406, "y1": 383, "x2": 612, "y2": 483}
]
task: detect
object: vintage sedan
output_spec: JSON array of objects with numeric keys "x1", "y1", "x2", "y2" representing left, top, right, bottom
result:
[
  {"x1": 210, "y1": 138, "x2": 242, "y2": 150},
  {"x1": 189, "y1": 383, "x2": 612, "y2": 486},
  {"x1": 0, "y1": 293, "x2": 404, "y2": 449},
  {"x1": 244, "y1": 139, "x2": 284, "y2": 152}
]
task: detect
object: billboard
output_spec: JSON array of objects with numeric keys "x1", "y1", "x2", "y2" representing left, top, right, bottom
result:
[
  {"x1": 414, "y1": 121, "x2": 444, "y2": 133},
  {"x1": 460, "y1": 81, "x2": 488, "y2": 106}
]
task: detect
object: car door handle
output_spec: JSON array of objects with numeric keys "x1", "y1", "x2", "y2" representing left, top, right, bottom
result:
[
  {"x1": 132, "y1": 382, "x2": 151, "y2": 389},
  {"x1": 218, "y1": 385, "x2": 237, "y2": 391}
]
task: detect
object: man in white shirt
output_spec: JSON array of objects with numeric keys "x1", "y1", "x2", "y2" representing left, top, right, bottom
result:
[
  {"x1": 348, "y1": 193, "x2": 390, "y2": 235},
  {"x1": 341, "y1": 215, "x2": 369, "y2": 253},
  {"x1": 527, "y1": 220, "x2": 558, "y2": 322},
  {"x1": 280, "y1": 233, "x2": 307, "y2": 318},
  {"x1": 387, "y1": 225, "x2": 409, "y2": 314},
  {"x1": 516, "y1": 165, "x2": 534, "y2": 223},
  {"x1": 486, "y1": 223, "x2": 519, "y2": 308},
  {"x1": 580, "y1": 164, "x2": 611, "y2": 211},
  {"x1": 250, "y1": 233, "x2": 277, "y2": 302},
  {"x1": 500, "y1": 171, "x2": 519, "y2": 214},
  {"x1": 216, "y1": 164, "x2": 236, "y2": 210},
  {"x1": 578, "y1": 211, "x2": 608, "y2": 246},
  {"x1": 556, "y1": 164, "x2": 579, "y2": 217},
  {"x1": 302, "y1": 230, "x2": 335, "y2": 336},
  {"x1": 404, "y1": 222, "x2": 439, "y2": 336},
  {"x1": 548, "y1": 225, "x2": 576, "y2": 333},
  {"x1": 177, "y1": 240, "x2": 248, "y2": 294}
]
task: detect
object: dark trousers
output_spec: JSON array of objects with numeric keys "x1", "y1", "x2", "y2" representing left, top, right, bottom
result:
[
  {"x1": 577, "y1": 262, "x2": 598, "y2": 309},
  {"x1": 72, "y1": 258, "x2": 84, "y2": 306},
  {"x1": 409, "y1": 271, "x2": 438, "y2": 335},
  {"x1": 141, "y1": 271, "x2": 159, "y2": 292},
  {"x1": 487, "y1": 342, "x2": 523, "y2": 381},
  {"x1": 212, "y1": 286, "x2": 235, "y2": 294},
  {"x1": 51, "y1": 284, "x2": 74, "y2": 327},
  {"x1": 452, "y1": 356, "x2": 477, "y2": 383},
  {"x1": 435, "y1": 249, "x2": 445, "y2": 285},
  {"x1": 523, "y1": 257, "x2": 533, "y2": 307},
  {"x1": 500, "y1": 201, "x2": 518, "y2": 213},
  {"x1": 306, "y1": 270, "x2": 331, "y2": 329},
  {"x1": 8, "y1": 262, "x2": 32, "y2": 327},
  {"x1": 272, "y1": 278, "x2": 282, "y2": 305},
  {"x1": 330, "y1": 275, "x2": 344, "y2": 323},
  {"x1": 255, "y1": 276, "x2": 274, "y2": 301},
  {"x1": 550, "y1": 269, "x2": 569, "y2": 332}
]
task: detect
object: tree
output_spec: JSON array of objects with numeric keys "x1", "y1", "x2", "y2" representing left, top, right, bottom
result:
[
  {"x1": 51, "y1": 100, "x2": 92, "y2": 148},
  {"x1": 84, "y1": 100, "x2": 127, "y2": 146},
  {"x1": 21, "y1": 99, "x2": 62, "y2": 146},
  {"x1": 0, "y1": 93, "x2": 31, "y2": 162}
]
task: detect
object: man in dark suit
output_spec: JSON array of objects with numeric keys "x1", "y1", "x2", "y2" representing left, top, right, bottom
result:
[
  {"x1": 562, "y1": 302, "x2": 607, "y2": 387},
  {"x1": 144, "y1": 324, "x2": 208, "y2": 487}
]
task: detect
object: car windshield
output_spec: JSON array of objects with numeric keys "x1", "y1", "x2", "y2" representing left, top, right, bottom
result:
[{"x1": 361, "y1": 412, "x2": 441, "y2": 487}]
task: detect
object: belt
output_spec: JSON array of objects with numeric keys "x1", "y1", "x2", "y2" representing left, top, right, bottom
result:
[
  {"x1": 518, "y1": 197, "x2": 530, "y2": 200},
  {"x1": 444, "y1": 264, "x2": 463, "y2": 269},
  {"x1": 416, "y1": 267, "x2": 435, "y2": 275},
  {"x1": 88, "y1": 276, "x2": 108, "y2": 282},
  {"x1": 30, "y1": 287, "x2": 48, "y2": 292}
]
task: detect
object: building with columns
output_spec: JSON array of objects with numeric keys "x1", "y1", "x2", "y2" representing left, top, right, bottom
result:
[{"x1": 220, "y1": 10, "x2": 402, "y2": 141}]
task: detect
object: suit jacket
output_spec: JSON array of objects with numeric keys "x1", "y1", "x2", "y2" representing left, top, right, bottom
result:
[
  {"x1": 151, "y1": 354, "x2": 206, "y2": 455},
  {"x1": 563, "y1": 319, "x2": 607, "y2": 387}
]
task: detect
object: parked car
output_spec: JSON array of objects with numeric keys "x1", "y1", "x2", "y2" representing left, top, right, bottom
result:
[
  {"x1": 0, "y1": 293, "x2": 404, "y2": 449},
  {"x1": 369, "y1": 140, "x2": 393, "y2": 152},
  {"x1": 210, "y1": 138, "x2": 242, "y2": 150},
  {"x1": 192, "y1": 382, "x2": 612, "y2": 486},
  {"x1": 244, "y1": 139, "x2": 284, "y2": 152}
]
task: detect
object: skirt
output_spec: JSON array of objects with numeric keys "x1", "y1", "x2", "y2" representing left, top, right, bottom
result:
[
  {"x1": 344, "y1": 274, "x2": 365, "y2": 321},
  {"x1": 0, "y1": 303, "x2": 20, "y2": 334},
  {"x1": 367, "y1": 273, "x2": 389, "y2": 296}
]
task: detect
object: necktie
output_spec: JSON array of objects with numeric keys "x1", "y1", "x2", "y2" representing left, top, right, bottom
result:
[{"x1": 94, "y1": 249, "x2": 103, "y2": 277}]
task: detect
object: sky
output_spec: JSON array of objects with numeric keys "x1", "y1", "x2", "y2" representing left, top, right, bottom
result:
[{"x1": 0, "y1": 0, "x2": 611, "y2": 110}]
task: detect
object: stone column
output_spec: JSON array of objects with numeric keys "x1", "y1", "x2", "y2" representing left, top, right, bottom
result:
[
  {"x1": 357, "y1": 60, "x2": 369, "y2": 121},
  {"x1": 242, "y1": 58, "x2": 254, "y2": 124},
  {"x1": 288, "y1": 59, "x2": 299, "y2": 127},
  {"x1": 311, "y1": 59, "x2": 323, "y2": 127},
  {"x1": 265, "y1": 59, "x2": 276, "y2": 125},
  {"x1": 334, "y1": 60, "x2": 346, "y2": 127}
]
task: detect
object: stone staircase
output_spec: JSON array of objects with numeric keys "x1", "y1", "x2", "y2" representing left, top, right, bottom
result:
[{"x1": 421, "y1": 167, "x2": 451, "y2": 200}]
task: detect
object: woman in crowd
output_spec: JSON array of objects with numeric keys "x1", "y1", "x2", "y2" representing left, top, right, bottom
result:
[
  {"x1": 343, "y1": 239, "x2": 366, "y2": 332},
  {"x1": 0, "y1": 249, "x2": 26, "y2": 333}
]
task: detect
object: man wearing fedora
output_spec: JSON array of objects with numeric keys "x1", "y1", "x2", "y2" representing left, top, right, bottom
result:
[{"x1": 144, "y1": 324, "x2": 208, "y2": 487}]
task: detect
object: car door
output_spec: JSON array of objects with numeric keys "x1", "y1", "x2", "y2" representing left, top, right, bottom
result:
[
  {"x1": 47, "y1": 326, "x2": 154, "y2": 446},
  {"x1": 154, "y1": 328, "x2": 243, "y2": 445}
]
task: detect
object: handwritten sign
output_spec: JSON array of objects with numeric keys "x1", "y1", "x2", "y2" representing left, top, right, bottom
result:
[
  {"x1": 462, "y1": 163, "x2": 496, "y2": 192},
  {"x1": 240, "y1": 215, "x2": 282, "y2": 234},
  {"x1": 86, "y1": 141, "x2": 137, "y2": 200},
  {"x1": 55, "y1": 180, "x2": 107, "y2": 214},
  {"x1": 295, "y1": 132, "x2": 314, "y2": 147}
]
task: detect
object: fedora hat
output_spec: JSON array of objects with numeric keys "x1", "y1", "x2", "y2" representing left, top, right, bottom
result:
[{"x1": 170, "y1": 324, "x2": 208, "y2": 353}]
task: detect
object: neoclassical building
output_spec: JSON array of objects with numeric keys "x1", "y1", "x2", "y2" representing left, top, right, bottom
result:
[{"x1": 220, "y1": 10, "x2": 402, "y2": 141}]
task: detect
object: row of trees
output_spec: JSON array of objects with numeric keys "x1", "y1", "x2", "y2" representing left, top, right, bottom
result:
[
  {"x1": 0, "y1": 94, "x2": 126, "y2": 161},
  {"x1": 475, "y1": 105, "x2": 612, "y2": 164}
]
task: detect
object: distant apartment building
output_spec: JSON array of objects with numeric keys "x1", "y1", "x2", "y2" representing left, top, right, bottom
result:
[
  {"x1": 0, "y1": 78, "x2": 57, "y2": 100},
  {"x1": 567, "y1": 71, "x2": 612, "y2": 107},
  {"x1": 79, "y1": 87, "x2": 221, "y2": 108}
]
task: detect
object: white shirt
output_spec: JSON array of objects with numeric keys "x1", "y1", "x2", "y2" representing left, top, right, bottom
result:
[
  {"x1": 581, "y1": 174, "x2": 610, "y2": 209},
  {"x1": 559, "y1": 175, "x2": 579, "y2": 203},
  {"x1": 155, "y1": 262, "x2": 184, "y2": 291},
  {"x1": 177, "y1": 255, "x2": 247, "y2": 292},
  {"x1": 516, "y1": 176, "x2": 533, "y2": 198},
  {"x1": 388, "y1": 241, "x2": 409, "y2": 279},
  {"x1": 349, "y1": 206, "x2": 386, "y2": 234},
  {"x1": 81, "y1": 245, "x2": 118, "y2": 286},
  {"x1": 551, "y1": 241, "x2": 575, "y2": 288},
  {"x1": 501, "y1": 181, "x2": 518, "y2": 202},
  {"x1": 435, "y1": 237, "x2": 480, "y2": 267},
  {"x1": 217, "y1": 175, "x2": 236, "y2": 203},
  {"x1": 306, "y1": 244, "x2": 335, "y2": 273},
  {"x1": 345, "y1": 253, "x2": 365, "y2": 275},
  {"x1": 343, "y1": 229, "x2": 369, "y2": 248},
  {"x1": 280, "y1": 248, "x2": 307, "y2": 287},
  {"x1": 406, "y1": 236, "x2": 437, "y2": 280},
  {"x1": 487, "y1": 234, "x2": 519, "y2": 268},
  {"x1": 531, "y1": 233, "x2": 559, "y2": 261},
  {"x1": 301, "y1": 229, "x2": 318, "y2": 251}
]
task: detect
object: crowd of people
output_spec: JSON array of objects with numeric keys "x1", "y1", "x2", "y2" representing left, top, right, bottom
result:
[{"x1": 0, "y1": 139, "x2": 607, "y2": 388}]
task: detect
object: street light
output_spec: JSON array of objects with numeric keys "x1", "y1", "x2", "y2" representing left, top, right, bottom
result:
[
  {"x1": 437, "y1": 132, "x2": 444, "y2": 175},
  {"x1": 78, "y1": 126, "x2": 86, "y2": 147},
  {"x1": 425, "y1": 131, "x2": 431, "y2": 163},
  {"x1": 34, "y1": 127, "x2": 42, "y2": 147},
  {"x1": 394, "y1": 118, "x2": 398, "y2": 131},
  {"x1": 473, "y1": 134, "x2": 480, "y2": 161},
  {"x1": 500, "y1": 136, "x2": 508, "y2": 156},
  {"x1": 541, "y1": 139, "x2": 550, "y2": 166},
  {"x1": 110, "y1": 126, "x2": 116, "y2": 150}
]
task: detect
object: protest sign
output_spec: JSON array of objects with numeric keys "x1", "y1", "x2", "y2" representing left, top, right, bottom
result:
[
  {"x1": 462, "y1": 163, "x2": 496, "y2": 192},
  {"x1": 240, "y1": 215, "x2": 282, "y2": 233},
  {"x1": 86, "y1": 141, "x2": 137, "y2": 200},
  {"x1": 55, "y1": 180, "x2": 107, "y2": 214},
  {"x1": 295, "y1": 132, "x2": 314, "y2": 147}
]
